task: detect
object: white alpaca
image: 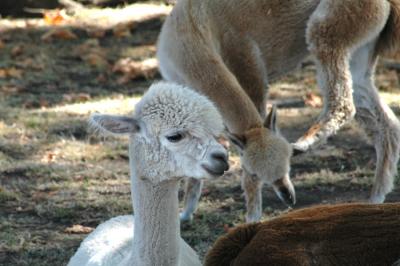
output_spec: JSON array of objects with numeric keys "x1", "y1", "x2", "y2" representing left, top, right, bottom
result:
[{"x1": 68, "y1": 82, "x2": 228, "y2": 266}]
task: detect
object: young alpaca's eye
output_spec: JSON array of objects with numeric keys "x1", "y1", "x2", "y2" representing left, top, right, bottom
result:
[{"x1": 166, "y1": 133, "x2": 184, "y2": 143}]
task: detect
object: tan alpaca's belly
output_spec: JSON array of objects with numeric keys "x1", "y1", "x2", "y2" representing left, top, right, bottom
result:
[{"x1": 212, "y1": 0, "x2": 319, "y2": 82}]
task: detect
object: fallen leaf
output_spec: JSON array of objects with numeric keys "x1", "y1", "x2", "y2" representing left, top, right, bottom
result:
[
  {"x1": 40, "y1": 98, "x2": 49, "y2": 108},
  {"x1": 0, "y1": 67, "x2": 23, "y2": 79},
  {"x1": 73, "y1": 39, "x2": 108, "y2": 68},
  {"x1": 7, "y1": 68, "x2": 22, "y2": 78},
  {"x1": 86, "y1": 28, "x2": 106, "y2": 38},
  {"x1": 41, "y1": 151, "x2": 58, "y2": 163},
  {"x1": 47, "y1": 152, "x2": 56, "y2": 161},
  {"x1": 65, "y1": 224, "x2": 94, "y2": 234},
  {"x1": 82, "y1": 53, "x2": 108, "y2": 69},
  {"x1": 73, "y1": 39, "x2": 101, "y2": 57},
  {"x1": 74, "y1": 39, "x2": 100, "y2": 53},
  {"x1": 73, "y1": 175, "x2": 84, "y2": 181},
  {"x1": 41, "y1": 28, "x2": 77, "y2": 42},
  {"x1": 1, "y1": 85, "x2": 22, "y2": 94},
  {"x1": 43, "y1": 9, "x2": 68, "y2": 25},
  {"x1": 113, "y1": 57, "x2": 158, "y2": 83},
  {"x1": 113, "y1": 22, "x2": 135, "y2": 38},
  {"x1": 304, "y1": 92, "x2": 323, "y2": 108},
  {"x1": 0, "y1": 69, "x2": 9, "y2": 78},
  {"x1": 25, "y1": 20, "x2": 40, "y2": 28},
  {"x1": 33, "y1": 184, "x2": 58, "y2": 197},
  {"x1": 62, "y1": 93, "x2": 91, "y2": 103},
  {"x1": 11, "y1": 45, "x2": 24, "y2": 57},
  {"x1": 77, "y1": 93, "x2": 91, "y2": 101},
  {"x1": 16, "y1": 58, "x2": 44, "y2": 70}
]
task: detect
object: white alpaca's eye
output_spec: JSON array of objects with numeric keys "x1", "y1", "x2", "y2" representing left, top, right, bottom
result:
[{"x1": 166, "y1": 133, "x2": 184, "y2": 143}]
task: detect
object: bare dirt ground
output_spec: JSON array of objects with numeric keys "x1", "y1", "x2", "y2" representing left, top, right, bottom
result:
[{"x1": 1, "y1": 3, "x2": 400, "y2": 266}]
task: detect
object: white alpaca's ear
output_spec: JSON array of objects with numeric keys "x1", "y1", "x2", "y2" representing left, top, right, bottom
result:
[
  {"x1": 264, "y1": 105, "x2": 278, "y2": 133},
  {"x1": 89, "y1": 114, "x2": 141, "y2": 135}
]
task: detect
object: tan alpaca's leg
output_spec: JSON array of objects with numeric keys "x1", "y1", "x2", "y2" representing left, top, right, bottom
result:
[
  {"x1": 241, "y1": 171, "x2": 263, "y2": 222},
  {"x1": 294, "y1": 0, "x2": 390, "y2": 151},
  {"x1": 351, "y1": 43, "x2": 400, "y2": 203},
  {"x1": 180, "y1": 177, "x2": 203, "y2": 221}
]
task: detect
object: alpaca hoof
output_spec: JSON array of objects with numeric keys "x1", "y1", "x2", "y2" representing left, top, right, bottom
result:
[
  {"x1": 292, "y1": 139, "x2": 312, "y2": 152},
  {"x1": 245, "y1": 213, "x2": 262, "y2": 223},
  {"x1": 179, "y1": 212, "x2": 193, "y2": 222},
  {"x1": 292, "y1": 123, "x2": 327, "y2": 152},
  {"x1": 368, "y1": 194, "x2": 385, "y2": 204}
]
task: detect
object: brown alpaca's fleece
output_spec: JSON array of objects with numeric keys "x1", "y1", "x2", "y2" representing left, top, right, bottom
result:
[{"x1": 205, "y1": 203, "x2": 400, "y2": 266}]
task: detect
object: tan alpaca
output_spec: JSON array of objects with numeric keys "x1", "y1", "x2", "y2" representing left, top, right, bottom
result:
[
  {"x1": 205, "y1": 203, "x2": 400, "y2": 266},
  {"x1": 157, "y1": 0, "x2": 400, "y2": 222}
]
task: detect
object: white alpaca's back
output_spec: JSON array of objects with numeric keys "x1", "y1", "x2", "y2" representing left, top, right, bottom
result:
[
  {"x1": 68, "y1": 216, "x2": 134, "y2": 266},
  {"x1": 68, "y1": 215, "x2": 201, "y2": 266}
]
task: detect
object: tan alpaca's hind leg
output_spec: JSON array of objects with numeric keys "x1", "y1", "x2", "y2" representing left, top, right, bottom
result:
[
  {"x1": 180, "y1": 178, "x2": 203, "y2": 221},
  {"x1": 241, "y1": 171, "x2": 263, "y2": 222},
  {"x1": 351, "y1": 42, "x2": 400, "y2": 203},
  {"x1": 294, "y1": 0, "x2": 391, "y2": 151}
]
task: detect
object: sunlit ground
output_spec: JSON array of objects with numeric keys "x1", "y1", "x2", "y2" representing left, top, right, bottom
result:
[{"x1": 1, "y1": 2, "x2": 400, "y2": 265}]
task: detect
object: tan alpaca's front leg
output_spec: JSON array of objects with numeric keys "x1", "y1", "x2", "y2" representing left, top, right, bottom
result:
[
  {"x1": 241, "y1": 171, "x2": 263, "y2": 223},
  {"x1": 294, "y1": 0, "x2": 390, "y2": 152}
]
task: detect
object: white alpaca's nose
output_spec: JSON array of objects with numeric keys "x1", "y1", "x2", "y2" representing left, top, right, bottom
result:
[
  {"x1": 202, "y1": 149, "x2": 229, "y2": 177},
  {"x1": 211, "y1": 152, "x2": 229, "y2": 171}
]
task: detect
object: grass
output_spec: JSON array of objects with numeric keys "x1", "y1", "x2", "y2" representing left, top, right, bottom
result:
[{"x1": 1, "y1": 2, "x2": 400, "y2": 265}]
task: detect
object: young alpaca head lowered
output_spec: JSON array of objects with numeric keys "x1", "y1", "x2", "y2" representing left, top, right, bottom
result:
[
  {"x1": 91, "y1": 82, "x2": 229, "y2": 184},
  {"x1": 228, "y1": 106, "x2": 295, "y2": 205}
]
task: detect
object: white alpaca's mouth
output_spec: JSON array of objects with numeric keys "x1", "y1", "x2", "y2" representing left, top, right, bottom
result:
[{"x1": 201, "y1": 164, "x2": 226, "y2": 177}]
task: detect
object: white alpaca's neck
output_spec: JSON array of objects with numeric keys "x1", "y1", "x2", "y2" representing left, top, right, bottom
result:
[{"x1": 130, "y1": 170, "x2": 181, "y2": 266}]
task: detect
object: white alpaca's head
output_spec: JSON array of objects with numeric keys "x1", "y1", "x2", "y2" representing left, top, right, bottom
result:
[{"x1": 90, "y1": 82, "x2": 229, "y2": 184}]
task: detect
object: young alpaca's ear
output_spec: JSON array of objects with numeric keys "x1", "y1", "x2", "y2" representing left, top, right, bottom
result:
[
  {"x1": 225, "y1": 129, "x2": 246, "y2": 150},
  {"x1": 264, "y1": 105, "x2": 278, "y2": 133},
  {"x1": 89, "y1": 114, "x2": 141, "y2": 135}
]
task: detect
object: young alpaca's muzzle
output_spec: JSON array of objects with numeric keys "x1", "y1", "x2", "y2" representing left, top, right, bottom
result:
[{"x1": 272, "y1": 174, "x2": 296, "y2": 206}]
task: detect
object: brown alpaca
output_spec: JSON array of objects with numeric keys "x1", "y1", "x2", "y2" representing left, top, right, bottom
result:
[
  {"x1": 205, "y1": 203, "x2": 400, "y2": 266},
  {"x1": 157, "y1": 0, "x2": 400, "y2": 222}
]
